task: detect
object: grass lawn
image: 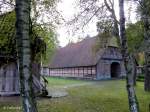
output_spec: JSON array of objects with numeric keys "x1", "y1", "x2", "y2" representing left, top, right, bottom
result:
[
  {"x1": 45, "y1": 77, "x2": 89, "y2": 87},
  {"x1": 0, "y1": 77, "x2": 149, "y2": 112}
]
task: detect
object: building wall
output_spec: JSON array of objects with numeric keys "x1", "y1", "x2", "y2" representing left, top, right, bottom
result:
[
  {"x1": 42, "y1": 66, "x2": 97, "y2": 79},
  {"x1": 42, "y1": 67, "x2": 50, "y2": 76},
  {"x1": 96, "y1": 59, "x2": 126, "y2": 80},
  {"x1": 42, "y1": 60, "x2": 126, "y2": 80},
  {"x1": 120, "y1": 61, "x2": 126, "y2": 76},
  {"x1": 96, "y1": 60, "x2": 110, "y2": 79},
  {"x1": 95, "y1": 47, "x2": 126, "y2": 80},
  {"x1": 0, "y1": 62, "x2": 43, "y2": 96},
  {"x1": 0, "y1": 62, "x2": 20, "y2": 95}
]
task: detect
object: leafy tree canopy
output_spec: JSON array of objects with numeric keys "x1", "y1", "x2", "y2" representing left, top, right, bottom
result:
[
  {"x1": 0, "y1": 11, "x2": 58, "y2": 63},
  {"x1": 126, "y1": 21, "x2": 144, "y2": 53},
  {"x1": 0, "y1": 11, "x2": 16, "y2": 55},
  {"x1": 126, "y1": 21, "x2": 145, "y2": 65}
]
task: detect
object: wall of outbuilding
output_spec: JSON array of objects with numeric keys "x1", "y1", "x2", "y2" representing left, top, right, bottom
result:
[
  {"x1": 0, "y1": 61, "x2": 43, "y2": 96},
  {"x1": 96, "y1": 59, "x2": 126, "y2": 80},
  {"x1": 0, "y1": 62, "x2": 20, "y2": 95}
]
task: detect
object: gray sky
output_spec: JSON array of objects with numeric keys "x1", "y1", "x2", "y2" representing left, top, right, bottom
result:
[
  {"x1": 0, "y1": 0, "x2": 138, "y2": 47},
  {"x1": 56, "y1": 0, "x2": 138, "y2": 47}
]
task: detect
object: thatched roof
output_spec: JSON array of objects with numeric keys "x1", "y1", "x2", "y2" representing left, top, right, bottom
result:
[{"x1": 49, "y1": 37, "x2": 105, "y2": 68}]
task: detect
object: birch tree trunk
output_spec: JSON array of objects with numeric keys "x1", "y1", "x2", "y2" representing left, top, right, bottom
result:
[
  {"x1": 15, "y1": 0, "x2": 38, "y2": 111},
  {"x1": 132, "y1": 55, "x2": 137, "y2": 86},
  {"x1": 144, "y1": 51, "x2": 150, "y2": 91},
  {"x1": 119, "y1": 0, "x2": 139, "y2": 112},
  {"x1": 140, "y1": 0, "x2": 150, "y2": 91}
]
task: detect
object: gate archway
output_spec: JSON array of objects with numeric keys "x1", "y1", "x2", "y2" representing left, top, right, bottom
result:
[{"x1": 111, "y1": 62, "x2": 121, "y2": 78}]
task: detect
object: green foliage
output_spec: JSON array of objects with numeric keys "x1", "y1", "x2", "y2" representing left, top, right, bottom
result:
[
  {"x1": 99, "y1": 31, "x2": 111, "y2": 47},
  {"x1": 0, "y1": 11, "x2": 57, "y2": 62},
  {"x1": 138, "y1": 52, "x2": 145, "y2": 65},
  {"x1": 94, "y1": 20, "x2": 119, "y2": 54},
  {"x1": 0, "y1": 11, "x2": 16, "y2": 55},
  {"x1": 126, "y1": 21, "x2": 145, "y2": 65},
  {"x1": 137, "y1": 0, "x2": 150, "y2": 48},
  {"x1": 31, "y1": 0, "x2": 62, "y2": 28},
  {"x1": 126, "y1": 21, "x2": 144, "y2": 53},
  {"x1": 137, "y1": 74, "x2": 145, "y2": 82},
  {"x1": 41, "y1": 0, "x2": 59, "y2": 8},
  {"x1": 108, "y1": 36, "x2": 118, "y2": 47},
  {"x1": 137, "y1": 0, "x2": 150, "y2": 18},
  {"x1": 93, "y1": 31, "x2": 118, "y2": 54},
  {"x1": 32, "y1": 25, "x2": 58, "y2": 64},
  {"x1": 94, "y1": 31, "x2": 111, "y2": 51},
  {"x1": 96, "y1": 19, "x2": 113, "y2": 33}
]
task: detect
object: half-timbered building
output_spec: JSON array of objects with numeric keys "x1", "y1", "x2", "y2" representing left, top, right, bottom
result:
[{"x1": 43, "y1": 37, "x2": 126, "y2": 80}]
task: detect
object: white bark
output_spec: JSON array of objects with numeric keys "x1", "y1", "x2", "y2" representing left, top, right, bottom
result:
[
  {"x1": 119, "y1": 0, "x2": 139, "y2": 112},
  {"x1": 15, "y1": 0, "x2": 38, "y2": 111}
]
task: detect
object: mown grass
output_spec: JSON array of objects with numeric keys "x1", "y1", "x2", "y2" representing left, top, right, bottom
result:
[
  {"x1": 45, "y1": 77, "x2": 88, "y2": 86},
  {"x1": 0, "y1": 77, "x2": 149, "y2": 112}
]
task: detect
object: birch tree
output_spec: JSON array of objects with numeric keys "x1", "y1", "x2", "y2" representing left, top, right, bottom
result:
[
  {"x1": 15, "y1": 0, "x2": 38, "y2": 111},
  {"x1": 138, "y1": 0, "x2": 150, "y2": 91},
  {"x1": 119, "y1": 0, "x2": 139, "y2": 111}
]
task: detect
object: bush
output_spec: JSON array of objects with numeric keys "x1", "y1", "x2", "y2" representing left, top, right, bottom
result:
[{"x1": 137, "y1": 74, "x2": 145, "y2": 82}]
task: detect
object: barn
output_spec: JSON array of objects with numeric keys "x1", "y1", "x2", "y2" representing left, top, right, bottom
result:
[
  {"x1": 43, "y1": 36, "x2": 126, "y2": 80},
  {"x1": 0, "y1": 53, "x2": 46, "y2": 96},
  {"x1": 0, "y1": 11, "x2": 47, "y2": 96}
]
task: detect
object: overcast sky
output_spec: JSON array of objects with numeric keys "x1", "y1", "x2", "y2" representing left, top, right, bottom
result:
[
  {"x1": 56, "y1": 0, "x2": 138, "y2": 47},
  {"x1": 0, "y1": 0, "x2": 137, "y2": 47},
  {"x1": 0, "y1": 0, "x2": 138, "y2": 47}
]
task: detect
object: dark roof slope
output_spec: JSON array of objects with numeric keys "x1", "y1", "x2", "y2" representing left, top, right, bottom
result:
[{"x1": 49, "y1": 37, "x2": 104, "y2": 68}]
